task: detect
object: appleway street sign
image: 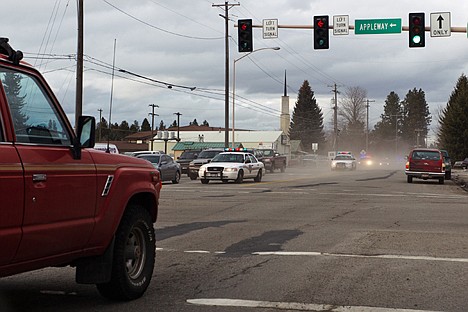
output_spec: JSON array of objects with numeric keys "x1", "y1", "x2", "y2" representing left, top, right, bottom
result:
[{"x1": 355, "y1": 18, "x2": 402, "y2": 34}]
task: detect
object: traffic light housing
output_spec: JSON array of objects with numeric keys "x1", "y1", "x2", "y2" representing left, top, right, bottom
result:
[
  {"x1": 409, "y1": 13, "x2": 425, "y2": 48},
  {"x1": 238, "y1": 19, "x2": 253, "y2": 52},
  {"x1": 314, "y1": 15, "x2": 329, "y2": 49}
]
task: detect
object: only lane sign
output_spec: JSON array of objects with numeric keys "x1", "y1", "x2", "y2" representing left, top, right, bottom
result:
[
  {"x1": 430, "y1": 12, "x2": 451, "y2": 37},
  {"x1": 355, "y1": 18, "x2": 402, "y2": 34}
]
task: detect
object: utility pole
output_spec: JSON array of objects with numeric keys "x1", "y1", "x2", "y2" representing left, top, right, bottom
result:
[
  {"x1": 97, "y1": 108, "x2": 103, "y2": 142},
  {"x1": 329, "y1": 83, "x2": 339, "y2": 151},
  {"x1": 365, "y1": 99, "x2": 375, "y2": 152},
  {"x1": 212, "y1": 1, "x2": 239, "y2": 148},
  {"x1": 75, "y1": 0, "x2": 84, "y2": 132},
  {"x1": 173, "y1": 112, "x2": 182, "y2": 141},
  {"x1": 415, "y1": 128, "x2": 425, "y2": 147},
  {"x1": 148, "y1": 104, "x2": 159, "y2": 151}
]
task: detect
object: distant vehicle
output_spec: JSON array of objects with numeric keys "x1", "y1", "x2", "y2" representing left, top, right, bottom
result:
[
  {"x1": 93, "y1": 143, "x2": 119, "y2": 154},
  {"x1": 302, "y1": 154, "x2": 318, "y2": 167},
  {"x1": 188, "y1": 148, "x2": 224, "y2": 180},
  {"x1": 137, "y1": 153, "x2": 181, "y2": 184},
  {"x1": 439, "y1": 150, "x2": 452, "y2": 180},
  {"x1": 198, "y1": 151, "x2": 264, "y2": 184},
  {"x1": 254, "y1": 148, "x2": 287, "y2": 173},
  {"x1": 331, "y1": 154, "x2": 357, "y2": 170},
  {"x1": 405, "y1": 148, "x2": 445, "y2": 184},
  {"x1": 453, "y1": 158, "x2": 468, "y2": 169},
  {"x1": 130, "y1": 150, "x2": 163, "y2": 157},
  {"x1": 177, "y1": 150, "x2": 202, "y2": 174}
]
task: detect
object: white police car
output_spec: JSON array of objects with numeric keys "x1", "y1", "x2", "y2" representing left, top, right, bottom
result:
[
  {"x1": 198, "y1": 148, "x2": 264, "y2": 184},
  {"x1": 331, "y1": 151, "x2": 357, "y2": 171}
]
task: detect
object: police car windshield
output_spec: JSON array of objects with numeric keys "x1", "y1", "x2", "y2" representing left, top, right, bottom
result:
[
  {"x1": 334, "y1": 155, "x2": 353, "y2": 160},
  {"x1": 211, "y1": 153, "x2": 244, "y2": 163}
]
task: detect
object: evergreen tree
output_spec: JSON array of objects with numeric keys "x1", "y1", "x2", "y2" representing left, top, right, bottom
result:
[
  {"x1": 170, "y1": 120, "x2": 178, "y2": 128},
  {"x1": 401, "y1": 88, "x2": 431, "y2": 147},
  {"x1": 372, "y1": 91, "x2": 402, "y2": 154},
  {"x1": 141, "y1": 118, "x2": 151, "y2": 131},
  {"x1": 189, "y1": 119, "x2": 199, "y2": 126},
  {"x1": 130, "y1": 120, "x2": 139, "y2": 133},
  {"x1": 202, "y1": 120, "x2": 210, "y2": 127},
  {"x1": 437, "y1": 74, "x2": 468, "y2": 161},
  {"x1": 159, "y1": 120, "x2": 166, "y2": 130},
  {"x1": 289, "y1": 80, "x2": 326, "y2": 153}
]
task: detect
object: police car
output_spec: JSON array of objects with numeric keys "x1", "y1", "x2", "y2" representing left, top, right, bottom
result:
[
  {"x1": 198, "y1": 148, "x2": 264, "y2": 184},
  {"x1": 331, "y1": 151, "x2": 357, "y2": 171}
]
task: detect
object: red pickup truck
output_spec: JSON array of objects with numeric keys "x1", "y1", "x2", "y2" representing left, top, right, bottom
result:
[{"x1": 0, "y1": 38, "x2": 162, "y2": 300}]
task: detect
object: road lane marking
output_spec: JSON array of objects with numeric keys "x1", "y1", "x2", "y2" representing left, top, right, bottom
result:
[
  {"x1": 157, "y1": 248, "x2": 468, "y2": 264},
  {"x1": 187, "y1": 298, "x2": 440, "y2": 311}
]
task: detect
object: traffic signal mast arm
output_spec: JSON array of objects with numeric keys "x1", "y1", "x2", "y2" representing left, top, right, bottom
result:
[{"x1": 239, "y1": 23, "x2": 467, "y2": 33}]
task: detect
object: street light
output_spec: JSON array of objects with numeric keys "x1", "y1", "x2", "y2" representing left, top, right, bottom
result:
[{"x1": 231, "y1": 47, "x2": 280, "y2": 148}]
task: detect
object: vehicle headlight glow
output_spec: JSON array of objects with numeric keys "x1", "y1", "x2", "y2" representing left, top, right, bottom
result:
[{"x1": 224, "y1": 167, "x2": 238, "y2": 172}]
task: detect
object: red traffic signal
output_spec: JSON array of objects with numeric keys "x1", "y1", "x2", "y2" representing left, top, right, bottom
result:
[
  {"x1": 409, "y1": 13, "x2": 425, "y2": 48},
  {"x1": 314, "y1": 15, "x2": 329, "y2": 50},
  {"x1": 238, "y1": 19, "x2": 253, "y2": 52}
]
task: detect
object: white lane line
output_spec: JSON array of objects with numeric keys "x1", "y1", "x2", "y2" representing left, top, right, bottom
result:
[
  {"x1": 253, "y1": 251, "x2": 468, "y2": 263},
  {"x1": 157, "y1": 248, "x2": 468, "y2": 264},
  {"x1": 187, "y1": 298, "x2": 440, "y2": 312}
]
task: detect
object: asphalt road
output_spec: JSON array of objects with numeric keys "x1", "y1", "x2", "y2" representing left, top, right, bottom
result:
[{"x1": 1, "y1": 165, "x2": 468, "y2": 312}]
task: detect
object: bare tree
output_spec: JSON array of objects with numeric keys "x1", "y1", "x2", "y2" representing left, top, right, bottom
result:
[{"x1": 337, "y1": 86, "x2": 367, "y2": 152}]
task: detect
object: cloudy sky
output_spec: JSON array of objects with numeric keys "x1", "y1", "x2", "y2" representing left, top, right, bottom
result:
[{"x1": 3, "y1": 1, "x2": 468, "y2": 138}]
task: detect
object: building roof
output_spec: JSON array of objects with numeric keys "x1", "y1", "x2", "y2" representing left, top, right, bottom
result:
[
  {"x1": 172, "y1": 141, "x2": 243, "y2": 151},
  {"x1": 175, "y1": 130, "x2": 283, "y2": 143}
]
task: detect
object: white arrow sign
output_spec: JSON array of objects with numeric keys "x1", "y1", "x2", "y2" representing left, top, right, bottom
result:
[{"x1": 430, "y1": 12, "x2": 451, "y2": 37}]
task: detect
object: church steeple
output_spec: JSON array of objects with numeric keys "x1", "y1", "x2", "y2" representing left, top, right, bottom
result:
[{"x1": 283, "y1": 70, "x2": 287, "y2": 97}]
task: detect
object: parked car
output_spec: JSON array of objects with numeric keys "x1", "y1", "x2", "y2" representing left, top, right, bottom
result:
[
  {"x1": 137, "y1": 153, "x2": 181, "y2": 184},
  {"x1": 176, "y1": 149, "x2": 202, "y2": 174},
  {"x1": 405, "y1": 148, "x2": 445, "y2": 184},
  {"x1": 188, "y1": 148, "x2": 224, "y2": 180},
  {"x1": 439, "y1": 150, "x2": 452, "y2": 180},
  {"x1": 198, "y1": 151, "x2": 264, "y2": 184}
]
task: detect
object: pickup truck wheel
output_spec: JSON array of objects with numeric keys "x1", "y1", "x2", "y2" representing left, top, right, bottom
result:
[
  {"x1": 407, "y1": 176, "x2": 413, "y2": 183},
  {"x1": 189, "y1": 173, "x2": 198, "y2": 180},
  {"x1": 172, "y1": 171, "x2": 181, "y2": 184},
  {"x1": 235, "y1": 170, "x2": 244, "y2": 184},
  {"x1": 254, "y1": 169, "x2": 262, "y2": 182},
  {"x1": 96, "y1": 205, "x2": 155, "y2": 301},
  {"x1": 439, "y1": 177, "x2": 445, "y2": 184},
  {"x1": 200, "y1": 179, "x2": 209, "y2": 184}
]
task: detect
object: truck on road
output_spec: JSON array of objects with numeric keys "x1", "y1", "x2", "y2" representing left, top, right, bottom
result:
[
  {"x1": 0, "y1": 38, "x2": 162, "y2": 301},
  {"x1": 254, "y1": 149, "x2": 287, "y2": 173}
]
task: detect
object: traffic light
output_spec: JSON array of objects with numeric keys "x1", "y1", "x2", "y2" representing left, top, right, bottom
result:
[
  {"x1": 314, "y1": 15, "x2": 329, "y2": 49},
  {"x1": 238, "y1": 19, "x2": 253, "y2": 52},
  {"x1": 409, "y1": 13, "x2": 425, "y2": 48}
]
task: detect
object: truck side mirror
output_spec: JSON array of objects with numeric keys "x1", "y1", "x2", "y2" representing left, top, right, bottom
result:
[{"x1": 73, "y1": 116, "x2": 96, "y2": 160}]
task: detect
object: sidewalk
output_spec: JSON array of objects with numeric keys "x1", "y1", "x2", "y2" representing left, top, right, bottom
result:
[{"x1": 452, "y1": 169, "x2": 468, "y2": 192}]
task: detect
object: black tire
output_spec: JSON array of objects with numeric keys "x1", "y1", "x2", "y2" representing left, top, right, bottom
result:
[
  {"x1": 200, "y1": 179, "x2": 209, "y2": 184},
  {"x1": 439, "y1": 177, "x2": 445, "y2": 184},
  {"x1": 254, "y1": 169, "x2": 262, "y2": 182},
  {"x1": 97, "y1": 205, "x2": 155, "y2": 301},
  {"x1": 172, "y1": 171, "x2": 181, "y2": 184},
  {"x1": 235, "y1": 170, "x2": 244, "y2": 184},
  {"x1": 189, "y1": 173, "x2": 198, "y2": 180},
  {"x1": 407, "y1": 175, "x2": 413, "y2": 183},
  {"x1": 446, "y1": 171, "x2": 451, "y2": 180}
]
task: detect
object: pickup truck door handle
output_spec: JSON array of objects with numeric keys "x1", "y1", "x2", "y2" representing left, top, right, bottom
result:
[{"x1": 32, "y1": 174, "x2": 47, "y2": 182}]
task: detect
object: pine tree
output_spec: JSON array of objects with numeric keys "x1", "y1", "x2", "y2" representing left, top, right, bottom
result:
[
  {"x1": 3, "y1": 72, "x2": 28, "y2": 130},
  {"x1": 289, "y1": 80, "x2": 326, "y2": 153},
  {"x1": 372, "y1": 91, "x2": 402, "y2": 154},
  {"x1": 401, "y1": 88, "x2": 431, "y2": 147},
  {"x1": 437, "y1": 74, "x2": 468, "y2": 161},
  {"x1": 141, "y1": 118, "x2": 151, "y2": 131}
]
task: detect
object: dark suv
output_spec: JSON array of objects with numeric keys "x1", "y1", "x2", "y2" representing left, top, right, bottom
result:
[
  {"x1": 405, "y1": 148, "x2": 445, "y2": 184},
  {"x1": 176, "y1": 149, "x2": 201, "y2": 174},
  {"x1": 188, "y1": 148, "x2": 224, "y2": 179},
  {"x1": 439, "y1": 150, "x2": 452, "y2": 180}
]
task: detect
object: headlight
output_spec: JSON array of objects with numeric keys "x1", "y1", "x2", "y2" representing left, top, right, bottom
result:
[{"x1": 224, "y1": 167, "x2": 238, "y2": 172}]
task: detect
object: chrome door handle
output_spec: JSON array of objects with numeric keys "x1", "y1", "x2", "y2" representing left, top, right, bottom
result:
[{"x1": 33, "y1": 174, "x2": 47, "y2": 182}]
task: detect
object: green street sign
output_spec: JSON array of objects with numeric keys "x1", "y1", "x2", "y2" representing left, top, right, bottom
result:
[{"x1": 355, "y1": 18, "x2": 402, "y2": 34}]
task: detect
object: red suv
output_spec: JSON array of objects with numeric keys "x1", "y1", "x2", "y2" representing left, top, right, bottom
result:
[{"x1": 405, "y1": 148, "x2": 446, "y2": 184}]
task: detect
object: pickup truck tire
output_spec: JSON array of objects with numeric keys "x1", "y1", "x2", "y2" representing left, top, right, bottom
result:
[
  {"x1": 439, "y1": 177, "x2": 444, "y2": 184},
  {"x1": 407, "y1": 176, "x2": 413, "y2": 183},
  {"x1": 96, "y1": 205, "x2": 155, "y2": 301},
  {"x1": 200, "y1": 179, "x2": 209, "y2": 184},
  {"x1": 172, "y1": 171, "x2": 181, "y2": 184},
  {"x1": 189, "y1": 173, "x2": 198, "y2": 180}
]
